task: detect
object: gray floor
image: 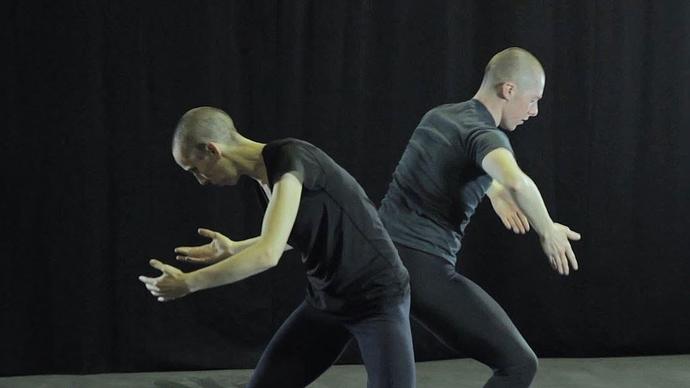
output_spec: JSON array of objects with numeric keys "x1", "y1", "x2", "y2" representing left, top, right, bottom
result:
[{"x1": 1, "y1": 355, "x2": 689, "y2": 388}]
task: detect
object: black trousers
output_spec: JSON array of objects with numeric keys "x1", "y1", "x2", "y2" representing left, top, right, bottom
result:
[
  {"x1": 247, "y1": 293, "x2": 415, "y2": 388},
  {"x1": 397, "y1": 243, "x2": 538, "y2": 388}
]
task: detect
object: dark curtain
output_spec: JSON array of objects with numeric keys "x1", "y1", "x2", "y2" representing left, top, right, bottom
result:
[{"x1": 3, "y1": 0, "x2": 690, "y2": 376}]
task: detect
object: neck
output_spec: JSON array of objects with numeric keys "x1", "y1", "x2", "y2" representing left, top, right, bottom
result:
[
  {"x1": 472, "y1": 88, "x2": 504, "y2": 127},
  {"x1": 228, "y1": 139, "x2": 269, "y2": 184}
]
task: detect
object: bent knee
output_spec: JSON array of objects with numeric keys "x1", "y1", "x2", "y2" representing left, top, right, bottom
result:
[
  {"x1": 509, "y1": 347, "x2": 538, "y2": 383},
  {"x1": 495, "y1": 347, "x2": 538, "y2": 385},
  {"x1": 522, "y1": 349, "x2": 538, "y2": 377}
]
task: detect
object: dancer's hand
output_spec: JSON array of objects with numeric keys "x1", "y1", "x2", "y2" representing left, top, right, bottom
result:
[
  {"x1": 138, "y1": 259, "x2": 191, "y2": 302},
  {"x1": 540, "y1": 223, "x2": 581, "y2": 276},
  {"x1": 489, "y1": 188, "x2": 530, "y2": 234},
  {"x1": 175, "y1": 228, "x2": 235, "y2": 265}
]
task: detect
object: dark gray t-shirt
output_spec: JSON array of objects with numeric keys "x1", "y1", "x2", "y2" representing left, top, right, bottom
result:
[
  {"x1": 379, "y1": 99, "x2": 514, "y2": 264},
  {"x1": 259, "y1": 138, "x2": 409, "y2": 314}
]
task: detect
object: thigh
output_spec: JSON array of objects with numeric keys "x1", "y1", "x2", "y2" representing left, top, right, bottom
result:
[
  {"x1": 398, "y1": 244, "x2": 533, "y2": 370},
  {"x1": 248, "y1": 302, "x2": 353, "y2": 388},
  {"x1": 349, "y1": 294, "x2": 416, "y2": 388}
]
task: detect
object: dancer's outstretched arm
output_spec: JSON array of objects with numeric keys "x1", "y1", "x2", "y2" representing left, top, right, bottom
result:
[
  {"x1": 139, "y1": 172, "x2": 302, "y2": 301},
  {"x1": 482, "y1": 148, "x2": 581, "y2": 275}
]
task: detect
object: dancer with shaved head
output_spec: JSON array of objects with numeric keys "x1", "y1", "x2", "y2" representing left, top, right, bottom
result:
[
  {"x1": 379, "y1": 47, "x2": 581, "y2": 387},
  {"x1": 140, "y1": 107, "x2": 415, "y2": 387}
]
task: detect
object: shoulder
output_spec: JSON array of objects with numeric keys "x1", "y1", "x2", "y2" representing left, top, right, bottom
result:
[
  {"x1": 263, "y1": 138, "x2": 327, "y2": 188},
  {"x1": 420, "y1": 101, "x2": 488, "y2": 129},
  {"x1": 421, "y1": 102, "x2": 461, "y2": 121},
  {"x1": 263, "y1": 138, "x2": 314, "y2": 163},
  {"x1": 265, "y1": 138, "x2": 322, "y2": 155}
]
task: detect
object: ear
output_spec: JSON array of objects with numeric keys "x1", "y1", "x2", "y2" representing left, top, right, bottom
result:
[
  {"x1": 206, "y1": 142, "x2": 223, "y2": 158},
  {"x1": 498, "y1": 82, "x2": 516, "y2": 101}
]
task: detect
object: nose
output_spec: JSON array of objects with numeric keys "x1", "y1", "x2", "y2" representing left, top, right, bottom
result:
[{"x1": 529, "y1": 103, "x2": 539, "y2": 117}]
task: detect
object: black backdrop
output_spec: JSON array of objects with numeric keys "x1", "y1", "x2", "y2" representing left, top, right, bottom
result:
[{"x1": 3, "y1": 0, "x2": 690, "y2": 376}]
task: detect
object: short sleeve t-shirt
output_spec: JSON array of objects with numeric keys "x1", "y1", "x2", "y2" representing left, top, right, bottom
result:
[
  {"x1": 379, "y1": 99, "x2": 514, "y2": 264},
  {"x1": 260, "y1": 138, "x2": 409, "y2": 314}
]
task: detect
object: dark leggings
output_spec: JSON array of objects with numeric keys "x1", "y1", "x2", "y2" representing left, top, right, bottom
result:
[
  {"x1": 247, "y1": 293, "x2": 415, "y2": 388},
  {"x1": 397, "y1": 243, "x2": 537, "y2": 388}
]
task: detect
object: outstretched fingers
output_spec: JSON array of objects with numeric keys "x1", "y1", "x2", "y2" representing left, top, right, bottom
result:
[
  {"x1": 138, "y1": 275, "x2": 157, "y2": 285},
  {"x1": 176, "y1": 256, "x2": 209, "y2": 264},
  {"x1": 566, "y1": 245, "x2": 579, "y2": 271},
  {"x1": 567, "y1": 228, "x2": 582, "y2": 241},
  {"x1": 148, "y1": 259, "x2": 172, "y2": 274},
  {"x1": 518, "y1": 213, "x2": 530, "y2": 233},
  {"x1": 197, "y1": 228, "x2": 218, "y2": 239}
]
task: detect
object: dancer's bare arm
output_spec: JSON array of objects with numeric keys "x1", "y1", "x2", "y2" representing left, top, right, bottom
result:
[
  {"x1": 486, "y1": 180, "x2": 530, "y2": 234},
  {"x1": 482, "y1": 148, "x2": 581, "y2": 275},
  {"x1": 175, "y1": 231, "x2": 292, "y2": 265},
  {"x1": 139, "y1": 172, "x2": 302, "y2": 300}
]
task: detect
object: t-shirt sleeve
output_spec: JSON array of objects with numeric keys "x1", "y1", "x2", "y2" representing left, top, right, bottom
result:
[
  {"x1": 466, "y1": 128, "x2": 514, "y2": 167},
  {"x1": 265, "y1": 143, "x2": 306, "y2": 188}
]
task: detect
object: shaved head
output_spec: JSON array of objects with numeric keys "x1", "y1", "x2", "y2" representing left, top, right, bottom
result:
[
  {"x1": 481, "y1": 47, "x2": 544, "y2": 90},
  {"x1": 173, "y1": 106, "x2": 238, "y2": 158}
]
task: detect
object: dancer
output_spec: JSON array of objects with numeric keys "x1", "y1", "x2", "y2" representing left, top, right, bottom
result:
[
  {"x1": 379, "y1": 47, "x2": 581, "y2": 387},
  {"x1": 139, "y1": 107, "x2": 414, "y2": 388}
]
